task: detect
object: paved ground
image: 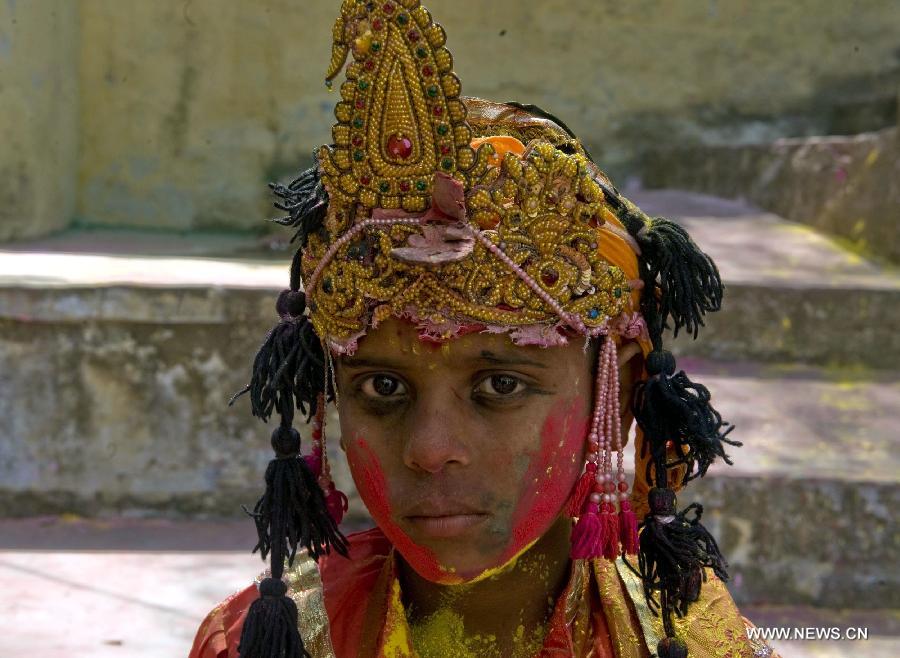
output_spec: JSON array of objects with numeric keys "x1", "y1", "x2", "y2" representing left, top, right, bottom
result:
[{"x1": 1, "y1": 516, "x2": 898, "y2": 657}]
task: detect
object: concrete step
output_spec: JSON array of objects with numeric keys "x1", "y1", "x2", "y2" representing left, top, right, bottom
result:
[
  {"x1": 628, "y1": 189, "x2": 900, "y2": 368},
  {"x1": 0, "y1": 520, "x2": 897, "y2": 657}
]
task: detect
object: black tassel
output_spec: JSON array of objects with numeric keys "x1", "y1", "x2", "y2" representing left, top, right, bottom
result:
[
  {"x1": 237, "y1": 577, "x2": 311, "y2": 658},
  {"x1": 617, "y1": 207, "x2": 723, "y2": 345},
  {"x1": 269, "y1": 154, "x2": 329, "y2": 249},
  {"x1": 633, "y1": 350, "x2": 741, "y2": 487},
  {"x1": 631, "y1": 488, "x2": 727, "y2": 658},
  {"x1": 657, "y1": 636, "x2": 688, "y2": 658},
  {"x1": 230, "y1": 290, "x2": 327, "y2": 424},
  {"x1": 246, "y1": 425, "x2": 349, "y2": 564}
]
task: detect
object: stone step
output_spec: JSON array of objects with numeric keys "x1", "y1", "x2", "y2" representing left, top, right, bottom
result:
[
  {"x1": 0, "y1": 522, "x2": 897, "y2": 657},
  {"x1": 669, "y1": 358, "x2": 898, "y2": 610},
  {"x1": 3, "y1": 190, "x2": 898, "y2": 366},
  {"x1": 1, "y1": 196, "x2": 897, "y2": 611},
  {"x1": 627, "y1": 189, "x2": 900, "y2": 368}
]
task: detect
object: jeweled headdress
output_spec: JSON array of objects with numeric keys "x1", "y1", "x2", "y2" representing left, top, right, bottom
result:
[{"x1": 232, "y1": 2, "x2": 738, "y2": 657}]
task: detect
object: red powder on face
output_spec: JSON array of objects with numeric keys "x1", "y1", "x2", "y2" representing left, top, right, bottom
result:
[
  {"x1": 346, "y1": 398, "x2": 587, "y2": 583},
  {"x1": 504, "y1": 397, "x2": 588, "y2": 560},
  {"x1": 346, "y1": 437, "x2": 460, "y2": 583}
]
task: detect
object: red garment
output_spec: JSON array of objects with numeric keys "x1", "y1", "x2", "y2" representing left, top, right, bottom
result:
[{"x1": 190, "y1": 527, "x2": 617, "y2": 658}]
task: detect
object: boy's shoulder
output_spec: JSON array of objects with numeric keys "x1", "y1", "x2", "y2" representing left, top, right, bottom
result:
[{"x1": 188, "y1": 527, "x2": 391, "y2": 658}]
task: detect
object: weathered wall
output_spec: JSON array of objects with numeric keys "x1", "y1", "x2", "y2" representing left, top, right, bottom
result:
[
  {"x1": 0, "y1": 0, "x2": 78, "y2": 241},
  {"x1": 73, "y1": 0, "x2": 900, "y2": 233},
  {"x1": 642, "y1": 128, "x2": 900, "y2": 263},
  {"x1": 0, "y1": 285, "x2": 361, "y2": 518}
]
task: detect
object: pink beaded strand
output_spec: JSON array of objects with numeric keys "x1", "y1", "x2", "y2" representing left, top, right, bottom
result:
[
  {"x1": 570, "y1": 337, "x2": 616, "y2": 559},
  {"x1": 306, "y1": 217, "x2": 423, "y2": 296}
]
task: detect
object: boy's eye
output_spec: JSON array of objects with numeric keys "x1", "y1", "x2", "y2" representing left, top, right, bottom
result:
[
  {"x1": 475, "y1": 374, "x2": 525, "y2": 397},
  {"x1": 361, "y1": 374, "x2": 407, "y2": 398}
]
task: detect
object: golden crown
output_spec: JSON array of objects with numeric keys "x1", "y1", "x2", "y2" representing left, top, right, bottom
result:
[{"x1": 302, "y1": 0, "x2": 634, "y2": 350}]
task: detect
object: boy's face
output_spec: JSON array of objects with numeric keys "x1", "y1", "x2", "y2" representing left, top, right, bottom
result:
[{"x1": 335, "y1": 317, "x2": 597, "y2": 583}]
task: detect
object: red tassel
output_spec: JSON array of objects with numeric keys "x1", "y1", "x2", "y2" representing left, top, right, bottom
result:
[
  {"x1": 601, "y1": 502, "x2": 621, "y2": 559},
  {"x1": 564, "y1": 466, "x2": 596, "y2": 518},
  {"x1": 570, "y1": 501, "x2": 604, "y2": 559},
  {"x1": 619, "y1": 499, "x2": 639, "y2": 554},
  {"x1": 324, "y1": 484, "x2": 349, "y2": 525}
]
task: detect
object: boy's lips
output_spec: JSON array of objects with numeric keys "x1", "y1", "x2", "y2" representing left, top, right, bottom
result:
[{"x1": 401, "y1": 498, "x2": 490, "y2": 539}]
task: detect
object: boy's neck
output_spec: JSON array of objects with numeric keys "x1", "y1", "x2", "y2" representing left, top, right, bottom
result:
[{"x1": 397, "y1": 517, "x2": 573, "y2": 656}]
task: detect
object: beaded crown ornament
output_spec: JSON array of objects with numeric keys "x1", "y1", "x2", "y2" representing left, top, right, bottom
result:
[
  {"x1": 235, "y1": 2, "x2": 739, "y2": 657},
  {"x1": 303, "y1": 0, "x2": 634, "y2": 352}
]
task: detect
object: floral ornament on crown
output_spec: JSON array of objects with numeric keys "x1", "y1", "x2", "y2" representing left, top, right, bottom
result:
[{"x1": 303, "y1": 0, "x2": 633, "y2": 352}]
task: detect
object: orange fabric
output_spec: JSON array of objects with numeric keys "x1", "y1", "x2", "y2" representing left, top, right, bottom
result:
[
  {"x1": 189, "y1": 582, "x2": 256, "y2": 658},
  {"x1": 470, "y1": 134, "x2": 527, "y2": 164}
]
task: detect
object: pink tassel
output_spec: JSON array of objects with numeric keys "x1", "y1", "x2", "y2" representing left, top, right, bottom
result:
[
  {"x1": 601, "y1": 502, "x2": 621, "y2": 559},
  {"x1": 619, "y1": 500, "x2": 639, "y2": 555},
  {"x1": 303, "y1": 449, "x2": 323, "y2": 478},
  {"x1": 564, "y1": 465, "x2": 596, "y2": 518},
  {"x1": 570, "y1": 502, "x2": 605, "y2": 559},
  {"x1": 324, "y1": 483, "x2": 349, "y2": 525}
]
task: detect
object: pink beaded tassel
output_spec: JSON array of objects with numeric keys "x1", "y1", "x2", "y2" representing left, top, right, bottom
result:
[{"x1": 569, "y1": 336, "x2": 635, "y2": 560}]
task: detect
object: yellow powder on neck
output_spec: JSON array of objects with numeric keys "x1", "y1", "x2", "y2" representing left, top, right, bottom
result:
[{"x1": 410, "y1": 607, "x2": 544, "y2": 658}]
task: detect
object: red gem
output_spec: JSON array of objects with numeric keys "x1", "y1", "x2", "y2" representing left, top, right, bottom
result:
[
  {"x1": 541, "y1": 268, "x2": 559, "y2": 287},
  {"x1": 356, "y1": 98, "x2": 366, "y2": 109},
  {"x1": 360, "y1": 174, "x2": 372, "y2": 185},
  {"x1": 382, "y1": 2, "x2": 394, "y2": 13},
  {"x1": 365, "y1": 60, "x2": 375, "y2": 71},
  {"x1": 399, "y1": 180, "x2": 411, "y2": 192},
  {"x1": 422, "y1": 64, "x2": 434, "y2": 76},
  {"x1": 386, "y1": 133, "x2": 413, "y2": 159},
  {"x1": 372, "y1": 18, "x2": 383, "y2": 30},
  {"x1": 433, "y1": 105, "x2": 443, "y2": 116},
  {"x1": 352, "y1": 135, "x2": 364, "y2": 147},
  {"x1": 440, "y1": 144, "x2": 451, "y2": 155},
  {"x1": 408, "y1": 29, "x2": 420, "y2": 41},
  {"x1": 618, "y1": 481, "x2": 629, "y2": 493}
]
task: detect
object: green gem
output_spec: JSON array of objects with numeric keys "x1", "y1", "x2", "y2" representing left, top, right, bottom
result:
[
  {"x1": 379, "y1": 182, "x2": 390, "y2": 193},
  {"x1": 416, "y1": 47, "x2": 427, "y2": 58},
  {"x1": 436, "y1": 123, "x2": 449, "y2": 135},
  {"x1": 441, "y1": 157, "x2": 453, "y2": 170},
  {"x1": 613, "y1": 287, "x2": 622, "y2": 298},
  {"x1": 371, "y1": 42, "x2": 381, "y2": 52},
  {"x1": 353, "y1": 117, "x2": 364, "y2": 128},
  {"x1": 322, "y1": 278, "x2": 333, "y2": 293},
  {"x1": 427, "y1": 85, "x2": 439, "y2": 97},
  {"x1": 415, "y1": 180, "x2": 428, "y2": 191},
  {"x1": 357, "y1": 80, "x2": 369, "y2": 91},
  {"x1": 353, "y1": 150, "x2": 364, "y2": 162},
  {"x1": 397, "y1": 13, "x2": 408, "y2": 25}
]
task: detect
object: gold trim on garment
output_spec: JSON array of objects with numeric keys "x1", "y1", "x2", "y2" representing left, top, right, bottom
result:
[{"x1": 284, "y1": 553, "x2": 337, "y2": 658}]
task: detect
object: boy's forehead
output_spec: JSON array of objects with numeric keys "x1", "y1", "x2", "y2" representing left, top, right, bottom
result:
[{"x1": 347, "y1": 317, "x2": 555, "y2": 367}]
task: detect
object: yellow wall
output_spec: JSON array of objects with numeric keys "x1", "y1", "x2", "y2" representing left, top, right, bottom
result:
[
  {"x1": 2, "y1": 0, "x2": 899, "y2": 236},
  {"x1": 0, "y1": 0, "x2": 78, "y2": 241}
]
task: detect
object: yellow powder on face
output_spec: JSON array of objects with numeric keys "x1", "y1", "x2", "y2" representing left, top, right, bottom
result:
[{"x1": 460, "y1": 536, "x2": 539, "y2": 585}]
